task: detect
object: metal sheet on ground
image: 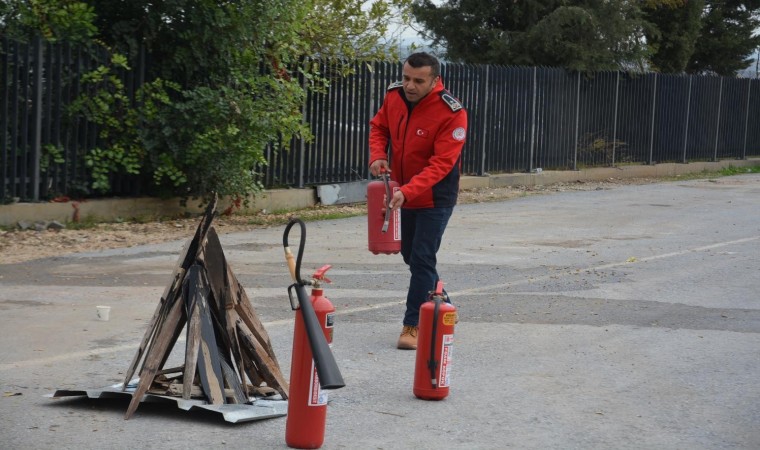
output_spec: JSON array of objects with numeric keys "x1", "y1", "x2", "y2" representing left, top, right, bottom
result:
[{"x1": 48, "y1": 381, "x2": 287, "y2": 424}]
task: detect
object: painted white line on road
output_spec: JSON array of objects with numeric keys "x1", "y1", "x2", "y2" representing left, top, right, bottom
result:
[
  {"x1": 452, "y1": 235, "x2": 760, "y2": 296},
  {"x1": 3, "y1": 236, "x2": 755, "y2": 372},
  {"x1": 0, "y1": 300, "x2": 405, "y2": 372}
]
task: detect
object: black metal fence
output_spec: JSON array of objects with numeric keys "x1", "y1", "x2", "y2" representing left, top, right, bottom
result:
[
  {"x1": 1, "y1": 37, "x2": 147, "y2": 202},
  {"x1": 3, "y1": 37, "x2": 760, "y2": 202}
]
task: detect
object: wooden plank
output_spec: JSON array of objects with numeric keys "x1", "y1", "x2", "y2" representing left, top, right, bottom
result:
[
  {"x1": 220, "y1": 358, "x2": 248, "y2": 404},
  {"x1": 124, "y1": 292, "x2": 187, "y2": 419},
  {"x1": 155, "y1": 366, "x2": 184, "y2": 377},
  {"x1": 216, "y1": 304, "x2": 250, "y2": 405},
  {"x1": 185, "y1": 194, "x2": 218, "y2": 266},
  {"x1": 210, "y1": 241, "x2": 252, "y2": 396},
  {"x1": 122, "y1": 264, "x2": 186, "y2": 389},
  {"x1": 248, "y1": 385, "x2": 277, "y2": 397},
  {"x1": 153, "y1": 206, "x2": 220, "y2": 375},
  {"x1": 202, "y1": 227, "x2": 228, "y2": 313},
  {"x1": 228, "y1": 262, "x2": 288, "y2": 395},
  {"x1": 195, "y1": 233, "x2": 237, "y2": 357},
  {"x1": 194, "y1": 225, "x2": 254, "y2": 403},
  {"x1": 122, "y1": 195, "x2": 215, "y2": 389},
  {"x1": 182, "y1": 285, "x2": 202, "y2": 400},
  {"x1": 229, "y1": 266, "x2": 281, "y2": 367},
  {"x1": 198, "y1": 339, "x2": 225, "y2": 404},
  {"x1": 156, "y1": 291, "x2": 189, "y2": 373},
  {"x1": 237, "y1": 321, "x2": 290, "y2": 398},
  {"x1": 168, "y1": 382, "x2": 203, "y2": 398},
  {"x1": 207, "y1": 243, "x2": 282, "y2": 393},
  {"x1": 226, "y1": 305, "x2": 250, "y2": 400},
  {"x1": 243, "y1": 356, "x2": 265, "y2": 387},
  {"x1": 187, "y1": 264, "x2": 226, "y2": 405}
]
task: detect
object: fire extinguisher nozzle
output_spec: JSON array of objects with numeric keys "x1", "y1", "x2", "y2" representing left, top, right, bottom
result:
[{"x1": 381, "y1": 220, "x2": 389, "y2": 233}]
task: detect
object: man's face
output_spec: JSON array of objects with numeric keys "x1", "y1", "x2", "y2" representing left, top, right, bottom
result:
[{"x1": 402, "y1": 62, "x2": 439, "y2": 104}]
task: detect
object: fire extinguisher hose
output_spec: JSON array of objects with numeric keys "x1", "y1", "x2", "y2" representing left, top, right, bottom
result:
[{"x1": 283, "y1": 218, "x2": 346, "y2": 389}]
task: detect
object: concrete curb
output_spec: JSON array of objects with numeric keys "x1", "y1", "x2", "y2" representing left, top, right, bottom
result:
[
  {"x1": 2, "y1": 158, "x2": 758, "y2": 227},
  {"x1": 458, "y1": 158, "x2": 760, "y2": 190}
]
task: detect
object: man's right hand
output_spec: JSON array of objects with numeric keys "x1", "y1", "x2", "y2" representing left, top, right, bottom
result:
[{"x1": 370, "y1": 159, "x2": 390, "y2": 177}]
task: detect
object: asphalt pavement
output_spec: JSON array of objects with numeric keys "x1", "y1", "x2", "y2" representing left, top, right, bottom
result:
[{"x1": 1, "y1": 174, "x2": 759, "y2": 449}]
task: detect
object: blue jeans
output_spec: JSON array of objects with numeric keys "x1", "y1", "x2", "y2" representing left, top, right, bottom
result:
[{"x1": 400, "y1": 206, "x2": 453, "y2": 326}]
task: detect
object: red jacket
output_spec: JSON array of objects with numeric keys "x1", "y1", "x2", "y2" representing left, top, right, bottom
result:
[{"x1": 369, "y1": 79, "x2": 467, "y2": 209}]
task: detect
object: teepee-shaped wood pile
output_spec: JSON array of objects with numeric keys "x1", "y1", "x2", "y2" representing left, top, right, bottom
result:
[{"x1": 121, "y1": 196, "x2": 288, "y2": 419}]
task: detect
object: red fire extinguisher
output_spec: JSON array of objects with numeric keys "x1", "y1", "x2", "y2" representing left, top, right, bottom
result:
[
  {"x1": 414, "y1": 281, "x2": 457, "y2": 401},
  {"x1": 286, "y1": 264, "x2": 335, "y2": 449},
  {"x1": 367, "y1": 170, "x2": 401, "y2": 254}
]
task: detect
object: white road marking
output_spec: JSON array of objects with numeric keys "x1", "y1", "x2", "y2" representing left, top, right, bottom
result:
[{"x1": 2, "y1": 236, "x2": 756, "y2": 371}]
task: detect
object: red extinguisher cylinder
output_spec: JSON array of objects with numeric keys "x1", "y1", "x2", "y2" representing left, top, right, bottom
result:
[
  {"x1": 286, "y1": 283, "x2": 335, "y2": 449},
  {"x1": 367, "y1": 173, "x2": 401, "y2": 255},
  {"x1": 414, "y1": 283, "x2": 457, "y2": 401}
]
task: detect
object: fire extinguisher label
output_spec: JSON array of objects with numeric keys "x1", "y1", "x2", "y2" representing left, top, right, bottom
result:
[
  {"x1": 308, "y1": 360, "x2": 328, "y2": 406},
  {"x1": 442, "y1": 312, "x2": 457, "y2": 326},
  {"x1": 325, "y1": 312, "x2": 335, "y2": 343},
  {"x1": 392, "y1": 187, "x2": 401, "y2": 241},
  {"x1": 439, "y1": 334, "x2": 454, "y2": 388}
]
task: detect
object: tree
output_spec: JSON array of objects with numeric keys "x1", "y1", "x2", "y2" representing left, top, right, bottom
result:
[
  {"x1": 78, "y1": 1, "x2": 316, "y2": 199},
  {"x1": 302, "y1": 0, "x2": 413, "y2": 61},
  {"x1": 2, "y1": 0, "x2": 411, "y2": 200},
  {"x1": 411, "y1": 0, "x2": 561, "y2": 64},
  {"x1": 686, "y1": 0, "x2": 760, "y2": 75},
  {"x1": 0, "y1": 0, "x2": 97, "y2": 43},
  {"x1": 412, "y1": 0, "x2": 652, "y2": 71},
  {"x1": 643, "y1": 0, "x2": 704, "y2": 73}
]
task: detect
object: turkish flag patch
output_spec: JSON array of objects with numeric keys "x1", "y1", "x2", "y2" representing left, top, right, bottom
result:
[{"x1": 415, "y1": 128, "x2": 429, "y2": 138}]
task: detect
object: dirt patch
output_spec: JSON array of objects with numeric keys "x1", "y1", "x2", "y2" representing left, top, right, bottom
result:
[{"x1": 0, "y1": 178, "x2": 658, "y2": 264}]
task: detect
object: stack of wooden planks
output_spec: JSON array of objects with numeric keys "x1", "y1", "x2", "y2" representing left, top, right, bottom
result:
[{"x1": 121, "y1": 195, "x2": 288, "y2": 420}]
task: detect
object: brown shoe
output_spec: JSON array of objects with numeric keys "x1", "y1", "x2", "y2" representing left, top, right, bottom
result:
[{"x1": 397, "y1": 325, "x2": 418, "y2": 350}]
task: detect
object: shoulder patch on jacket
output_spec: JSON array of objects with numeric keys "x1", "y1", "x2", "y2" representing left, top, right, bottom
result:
[
  {"x1": 440, "y1": 92, "x2": 463, "y2": 112},
  {"x1": 387, "y1": 81, "x2": 403, "y2": 91}
]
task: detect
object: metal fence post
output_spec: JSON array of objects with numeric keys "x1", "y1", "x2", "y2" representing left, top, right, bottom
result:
[
  {"x1": 529, "y1": 66, "x2": 537, "y2": 172},
  {"x1": 713, "y1": 77, "x2": 723, "y2": 162},
  {"x1": 298, "y1": 59, "x2": 308, "y2": 188},
  {"x1": 0, "y1": 38, "x2": 6, "y2": 201},
  {"x1": 32, "y1": 36, "x2": 43, "y2": 201},
  {"x1": 574, "y1": 71, "x2": 580, "y2": 171},
  {"x1": 682, "y1": 76, "x2": 693, "y2": 163},
  {"x1": 480, "y1": 64, "x2": 489, "y2": 176},
  {"x1": 648, "y1": 73, "x2": 657, "y2": 165},
  {"x1": 612, "y1": 71, "x2": 620, "y2": 166},
  {"x1": 742, "y1": 79, "x2": 752, "y2": 160}
]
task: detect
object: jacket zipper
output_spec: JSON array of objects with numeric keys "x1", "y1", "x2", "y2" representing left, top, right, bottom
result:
[
  {"x1": 398, "y1": 100, "x2": 417, "y2": 184},
  {"x1": 396, "y1": 113, "x2": 407, "y2": 183}
]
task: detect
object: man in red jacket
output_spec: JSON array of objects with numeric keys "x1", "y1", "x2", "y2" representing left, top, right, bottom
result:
[{"x1": 369, "y1": 52, "x2": 468, "y2": 349}]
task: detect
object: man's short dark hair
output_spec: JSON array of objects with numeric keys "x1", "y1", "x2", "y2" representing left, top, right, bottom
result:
[{"x1": 405, "y1": 52, "x2": 440, "y2": 79}]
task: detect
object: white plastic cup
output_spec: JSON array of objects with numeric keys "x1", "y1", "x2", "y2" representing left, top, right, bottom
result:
[{"x1": 96, "y1": 305, "x2": 111, "y2": 321}]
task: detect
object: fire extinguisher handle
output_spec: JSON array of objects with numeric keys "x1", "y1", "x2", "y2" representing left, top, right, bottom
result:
[
  {"x1": 312, "y1": 264, "x2": 332, "y2": 283},
  {"x1": 287, "y1": 284, "x2": 299, "y2": 310}
]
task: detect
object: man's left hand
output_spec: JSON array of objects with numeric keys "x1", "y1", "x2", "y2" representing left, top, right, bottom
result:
[{"x1": 389, "y1": 190, "x2": 405, "y2": 210}]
